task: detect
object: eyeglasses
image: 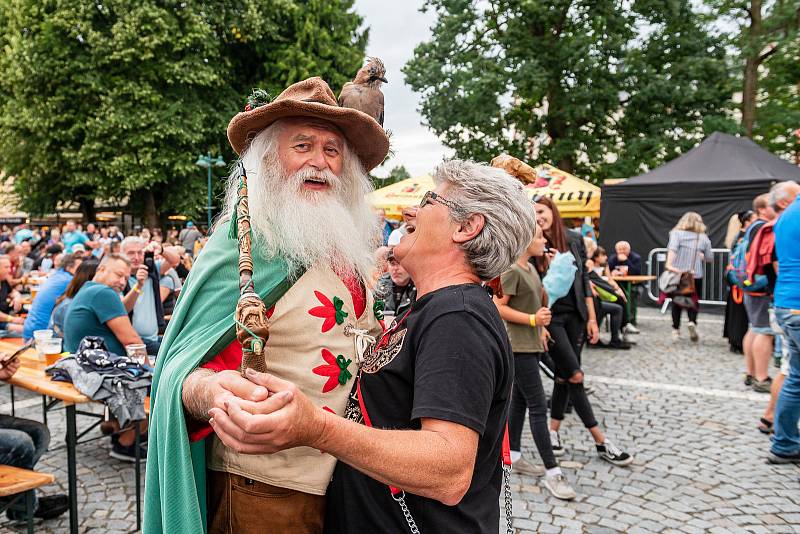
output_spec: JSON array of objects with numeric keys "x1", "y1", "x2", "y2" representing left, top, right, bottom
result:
[
  {"x1": 419, "y1": 191, "x2": 465, "y2": 213},
  {"x1": 531, "y1": 194, "x2": 543, "y2": 203}
]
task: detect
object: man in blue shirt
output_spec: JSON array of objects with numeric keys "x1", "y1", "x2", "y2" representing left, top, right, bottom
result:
[
  {"x1": 769, "y1": 181, "x2": 800, "y2": 464},
  {"x1": 62, "y1": 220, "x2": 96, "y2": 254},
  {"x1": 63, "y1": 254, "x2": 143, "y2": 356},
  {"x1": 23, "y1": 254, "x2": 82, "y2": 340},
  {"x1": 63, "y1": 252, "x2": 148, "y2": 461}
]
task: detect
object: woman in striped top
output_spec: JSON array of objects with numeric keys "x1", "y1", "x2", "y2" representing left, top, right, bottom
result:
[{"x1": 665, "y1": 212, "x2": 713, "y2": 341}]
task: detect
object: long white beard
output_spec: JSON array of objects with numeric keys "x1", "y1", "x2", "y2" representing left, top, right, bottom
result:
[{"x1": 245, "y1": 159, "x2": 379, "y2": 282}]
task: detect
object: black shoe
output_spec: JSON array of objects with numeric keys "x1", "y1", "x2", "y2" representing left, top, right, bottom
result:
[
  {"x1": 109, "y1": 439, "x2": 147, "y2": 463},
  {"x1": 744, "y1": 374, "x2": 754, "y2": 387},
  {"x1": 597, "y1": 440, "x2": 634, "y2": 467},
  {"x1": 767, "y1": 450, "x2": 800, "y2": 464},
  {"x1": 608, "y1": 339, "x2": 632, "y2": 350},
  {"x1": 35, "y1": 494, "x2": 69, "y2": 520},
  {"x1": 6, "y1": 494, "x2": 69, "y2": 521}
]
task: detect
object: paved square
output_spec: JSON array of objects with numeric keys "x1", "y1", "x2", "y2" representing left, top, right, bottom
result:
[{"x1": 1, "y1": 308, "x2": 799, "y2": 533}]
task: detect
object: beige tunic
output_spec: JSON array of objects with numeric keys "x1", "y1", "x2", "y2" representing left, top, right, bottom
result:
[{"x1": 209, "y1": 264, "x2": 382, "y2": 495}]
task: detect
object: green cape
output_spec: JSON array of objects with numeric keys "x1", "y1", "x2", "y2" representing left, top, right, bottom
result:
[{"x1": 144, "y1": 220, "x2": 294, "y2": 533}]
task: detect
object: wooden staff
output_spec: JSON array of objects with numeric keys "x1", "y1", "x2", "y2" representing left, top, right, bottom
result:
[{"x1": 233, "y1": 163, "x2": 270, "y2": 375}]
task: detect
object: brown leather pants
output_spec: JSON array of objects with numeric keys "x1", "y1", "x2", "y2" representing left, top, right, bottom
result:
[{"x1": 207, "y1": 470, "x2": 325, "y2": 534}]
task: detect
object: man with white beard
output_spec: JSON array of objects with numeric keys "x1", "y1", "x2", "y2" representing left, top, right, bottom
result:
[{"x1": 144, "y1": 77, "x2": 389, "y2": 534}]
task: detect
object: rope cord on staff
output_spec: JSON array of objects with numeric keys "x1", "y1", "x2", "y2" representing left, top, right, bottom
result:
[{"x1": 232, "y1": 162, "x2": 271, "y2": 375}]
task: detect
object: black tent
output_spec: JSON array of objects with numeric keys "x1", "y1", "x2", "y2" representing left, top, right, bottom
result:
[{"x1": 600, "y1": 132, "x2": 800, "y2": 260}]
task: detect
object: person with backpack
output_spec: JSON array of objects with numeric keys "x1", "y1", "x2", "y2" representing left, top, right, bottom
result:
[
  {"x1": 723, "y1": 210, "x2": 756, "y2": 354},
  {"x1": 739, "y1": 193, "x2": 777, "y2": 393}
]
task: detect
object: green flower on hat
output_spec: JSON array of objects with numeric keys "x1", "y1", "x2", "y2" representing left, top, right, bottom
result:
[{"x1": 244, "y1": 89, "x2": 273, "y2": 111}]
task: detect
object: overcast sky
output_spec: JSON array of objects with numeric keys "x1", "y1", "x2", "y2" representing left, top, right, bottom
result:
[{"x1": 351, "y1": 1, "x2": 452, "y2": 178}]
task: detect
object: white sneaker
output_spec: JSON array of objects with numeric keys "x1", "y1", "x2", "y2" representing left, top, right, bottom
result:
[
  {"x1": 512, "y1": 458, "x2": 545, "y2": 477},
  {"x1": 550, "y1": 430, "x2": 566, "y2": 457},
  {"x1": 543, "y1": 473, "x2": 576, "y2": 500},
  {"x1": 687, "y1": 321, "x2": 699, "y2": 342},
  {"x1": 622, "y1": 323, "x2": 640, "y2": 334},
  {"x1": 672, "y1": 329, "x2": 680, "y2": 340}
]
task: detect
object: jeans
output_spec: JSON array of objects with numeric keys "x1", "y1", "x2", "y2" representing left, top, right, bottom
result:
[
  {"x1": 549, "y1": 314, "x2": 598, "y2": 429},
  {"x1": 0, "y1": 415, "x2": 51, "y2": 509},
  {"x1": 508, "y1": 353, "x2": 558, "y2": 469},
  {"x1": 771, "y1": 308, "x2": 800, "y2": 456}
]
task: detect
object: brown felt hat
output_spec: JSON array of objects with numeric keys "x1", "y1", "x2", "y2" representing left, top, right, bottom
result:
[{"x1": 227, "y1": 77, "x2": 389, "y2": 171}]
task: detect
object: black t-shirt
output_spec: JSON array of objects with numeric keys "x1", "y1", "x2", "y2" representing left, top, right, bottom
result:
[
  {"x1": 0, "y1": 280, "x2": 12, "y2": 314},
  {"x1": 325, "y1": 283, "x2": 513, "y2": 534}
]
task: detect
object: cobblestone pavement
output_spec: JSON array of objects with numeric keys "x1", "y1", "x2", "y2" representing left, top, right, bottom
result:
[{"x1": 1, "y1": 308, "x2": 799, "y2": 533}]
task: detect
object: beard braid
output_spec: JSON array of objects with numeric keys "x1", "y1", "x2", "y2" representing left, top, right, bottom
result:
[{"x1": 223, "y1": 126, "x2": 380, "y2": 282}]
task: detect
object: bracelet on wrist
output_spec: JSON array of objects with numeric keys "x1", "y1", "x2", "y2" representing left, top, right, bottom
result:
[
  {"x1": 588, "y1": 319, "x2": 597, "y2": 324},
  {"x1": 132, "y1": 284, "x2": 142, "y2": 295},
  {"x1": 529, "y1": 314, "x2": 536, "y2": 328}
]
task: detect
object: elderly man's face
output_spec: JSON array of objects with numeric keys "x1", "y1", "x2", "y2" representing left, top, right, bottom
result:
[
  {"x1": 123, "y1": 241, "x2": 145, "y2": 271},
  {"x1": 277, "y1": 121, "x2": 344, "y2": 191},
  {"x1": 615, "y1": 242, "x2": 630, "y2": 256},
  {"x1": 388, "y1": 257, "x2": 411, "y2": 286},
  {"x1": 778, "y1": 183, "x2": 800, "y2": 211}
]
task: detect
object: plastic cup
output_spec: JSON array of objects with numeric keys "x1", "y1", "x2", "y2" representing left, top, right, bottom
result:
[
  {"x1": 126, "y1": 344, "x2": 148, "y2": 366},
  {"x1": 42, "y1": 338, "x2": 63, "y2": 366},
  {"x1": 34, "y1": 329, "x2": 54, "y2": 360},
  {"x1": 382, "y1": 311, "x2": 396, "y2": 327}
]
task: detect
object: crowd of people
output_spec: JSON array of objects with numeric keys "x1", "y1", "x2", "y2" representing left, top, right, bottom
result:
[
  {"x1": 0, "y1": 220, "x2": 207, "y2": 520},
  {"x1": 721, "y1": 181, "x2": 800, "y2": 463},
  {"x1": 2, "y1": 72, "x2": 799, "y2": 534}
]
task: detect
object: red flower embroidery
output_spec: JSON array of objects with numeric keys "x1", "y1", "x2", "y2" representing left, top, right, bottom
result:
[
  {"x1": 313, "y1": 349, "x2": 353, "y2": 393},
  {"x1": 308, "y1": 291, "x2": 348, "y2": 333}
]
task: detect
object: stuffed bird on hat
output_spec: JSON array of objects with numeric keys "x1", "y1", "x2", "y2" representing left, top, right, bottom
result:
[{"x1": 338, "y1": 57, "x2": 388, "y2": 126}]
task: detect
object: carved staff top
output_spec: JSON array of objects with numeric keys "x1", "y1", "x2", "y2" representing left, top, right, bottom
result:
[{"x1": 231, "y1": 163, "x2": 270, "y2": 375}]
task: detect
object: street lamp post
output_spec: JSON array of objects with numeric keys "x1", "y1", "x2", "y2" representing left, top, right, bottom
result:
[{"x1": 195, "y1": 153, "x2": 226, "y2": 229}]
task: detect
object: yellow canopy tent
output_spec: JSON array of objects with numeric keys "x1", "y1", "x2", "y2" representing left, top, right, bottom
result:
[
  {"x1": 369, "y1": 175, "x2": 434, "y2": 219},
  {"x1": 524, "y1": 164, "x2": 600, "y2": 218},
  {"x1": 369, "y1": 164, "x2": 600, "y2": 219}
]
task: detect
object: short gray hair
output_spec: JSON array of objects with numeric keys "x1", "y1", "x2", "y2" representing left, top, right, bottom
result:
[
  {"x1": 120, "y1": 236, "x2": 146, "y2": 251},
  {"x1": 769, "y1": 181, "x2": 799, "y2": 211},
  {"x1": 434, "y1": 160, "x2": 536, "y2": 280},
  {"x1": 100, "y1": 253, "x2": 131, "y2": 268}
]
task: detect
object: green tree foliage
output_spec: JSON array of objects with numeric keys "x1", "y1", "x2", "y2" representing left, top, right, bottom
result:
[
  {"x1": 708, "y1": 0, "x2": 800, "y2": 158},
  {"x1": 403, "y1": 0, "x2": 737, "y2": 181},
  {"x1": 0, "y1": 0, "x2": 367, "y2": 224},
  {"x1": 371, "y1": 164, "x2": 410, "y2": 190}
]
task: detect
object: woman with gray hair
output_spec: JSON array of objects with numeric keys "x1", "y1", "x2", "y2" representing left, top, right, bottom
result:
[
  {"x1": 207, "y1": 159, "x2": 538, "y2": 533},
  {"x1": 665, "y1": 211, "x2": 713, "y2": 341}
]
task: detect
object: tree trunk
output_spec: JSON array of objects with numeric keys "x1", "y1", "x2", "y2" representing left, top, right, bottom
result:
[
  {"x1": 741, "y1": 0, "x2": 763, "y2": 138},
  {"x1": 142, "y1": 189, "x2": 160, "y2": 230},
  {"x1": 78, "y1": 197, "x2": 96, "y2": 223}
]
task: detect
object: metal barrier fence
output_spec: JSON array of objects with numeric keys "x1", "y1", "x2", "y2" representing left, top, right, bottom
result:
[{"x1": 646, "y1": 248, "x2": 730, "y2": 306}]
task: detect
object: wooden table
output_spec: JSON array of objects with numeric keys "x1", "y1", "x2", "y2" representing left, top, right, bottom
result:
[
  {"x1": 0, "y1": 340, "x2": 146, "y2": 533},
  {"x1": 610, "y1": 275, "x2": 656, "y2": 326}
]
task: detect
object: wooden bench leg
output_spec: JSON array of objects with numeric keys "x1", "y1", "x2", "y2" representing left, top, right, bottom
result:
[{"x1": 25, "y1": 489, "x2": 34, "y2": 534}]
